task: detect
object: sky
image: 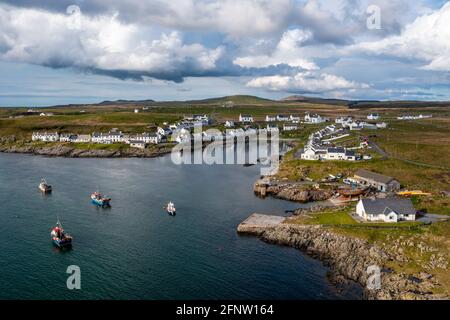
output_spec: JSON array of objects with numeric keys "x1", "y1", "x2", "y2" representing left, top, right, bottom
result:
[{"x1": 0, "y1": 0, "x2": 449, "y2": 106}]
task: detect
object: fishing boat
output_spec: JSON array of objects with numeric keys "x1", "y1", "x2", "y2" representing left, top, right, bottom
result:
[
  {"x1": 91, "y1": 191, "x2": 111, "y2": 207},
  {"x1": 166, "y1": 201, "x2": 176, "y2": 216},
  {"x1": 38, "y1": 178, "x2": 52, "y2": 193},
  {"x1": 338, "y1": 186, "x2": 369, "y2": 197},
  {"x1": 50, "y1": 220, "x2": 72, "y2": 248}
]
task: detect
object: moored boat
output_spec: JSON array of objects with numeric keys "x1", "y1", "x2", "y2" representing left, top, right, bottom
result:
[
  {"x1": 50, "y1": 220, "x2": 72, "y2": 248},
  {"x1": 39, "y1": 179, "x2": 52, "y2": 193},
  {"x1": 91, "y1": 191, "x2": 111, "y2": 207},
  {"x1": 166, "y1": 201, "x2": 176, "y2": 216},
  {"x1": 338, "y1": 186, "x2": 369, "y2": 197}
]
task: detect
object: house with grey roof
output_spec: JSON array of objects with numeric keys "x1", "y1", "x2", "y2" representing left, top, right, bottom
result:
[
  {"x1": 354, "y1": 169, "x2": 400, "y2": 192},
  {"x1": 356, "y1": 198, "x2": 416, "y2": 222}
]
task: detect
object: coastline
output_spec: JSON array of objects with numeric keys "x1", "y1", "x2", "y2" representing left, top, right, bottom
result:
[
  {"x1": 237, "y1": 215, "x2": 448, "y2": 300},
  {"x1": 0, "y1": 143, "x2": 174, "y2": 158}
]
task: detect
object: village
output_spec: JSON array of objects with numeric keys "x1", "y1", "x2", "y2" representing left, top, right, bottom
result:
[{"x1": 30, "y1": 111, "x2": 388, "y2": 151}]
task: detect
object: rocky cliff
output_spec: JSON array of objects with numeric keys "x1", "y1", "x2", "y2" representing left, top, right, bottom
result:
[
  {"x1": 254, "y1": 181, "x2": 334, "y2": 202},
  {"x1": 238, "y1": 223, "x2": 447, "y2": 300}
]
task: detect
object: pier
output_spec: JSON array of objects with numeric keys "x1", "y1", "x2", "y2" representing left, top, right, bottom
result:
[{"x1": 237, "y1": 213, "x2": 285, "y2": 235}]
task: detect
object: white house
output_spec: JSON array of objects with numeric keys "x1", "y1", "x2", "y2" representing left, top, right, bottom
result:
[
  {"x1": 348, "y1": 121, "x2": 364, "y2": 130},
  {"x1": 129, "y1": 140, "x2": 147, "y2": 149},
  {"x1": 73, "y1": 134, "x2": 91, "y2": 143},
  {"x1": 276, "y1": 114, "x2": 290, "y2": 122},
  {"x1": 283, "y1": 123, "x2": 298, "y2": 131},
  {"x1": 376, "y1": 122, "x2": 388, "y2": 129},
  {"x1": 185, "y1": 114, "x2": 209, "y2": 124},
  {"x1": 289, "y1": 115, "x2": 301, "y2": 123},
  {"x1": 305, "y1": 113, "x2": 326, "y2": 124},
  {"x1": 134, "y1": 133, "x2": 160, "y2": 144},
  {"x1": 224, "y1": 120, "x2": 235, "y2": 128},
  {"x1": 91, "y1": 131, "x2": 124, "y2": 144},
  {"x1": 32, "y1": 132, "x2": 59, "y2": 142},
  {"x1": 39, "y1": 112, "x2": 54, "y2": 117},
  {"x1": 356, "y1": 198, "x2": 416, "y2": 222},
  {"x1": 239, "y1": 114, "x2": 254, "y2": 123},
  {"x1": 301, "y1": 147, "x2": 321, "y2": 160},
  {"x1": 267, "y1": 124, "x2": 279, "y2": 133},
  {"x1": 106, "y1": 131, "x2": 125, "y2": 143},
  {"x1": 134, "y1": 109, "x2": 140, "y2": 114},
  {"x1": 367, "y1": 113, "x2": 380, "y2": 120},
  {"x1": 157, "y1": 127, "x2": 172, "y2": 137},
  {"x1": 92, "y1": 133, "x2": 111, "y2": 144},
  {"x1": 265, "y1": 115, "x2": 276, "y2": 122},
  {"x1": 323, "y1": 147, "x2": 356, "y2": 161},
  {"x1": 59, "y1": 134, "x2": 76, "y2": 142}
]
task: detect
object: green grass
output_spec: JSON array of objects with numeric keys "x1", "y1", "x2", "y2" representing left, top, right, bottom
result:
[{"x1": 292, "y1": 208, "x2": 358, "y2": 225}]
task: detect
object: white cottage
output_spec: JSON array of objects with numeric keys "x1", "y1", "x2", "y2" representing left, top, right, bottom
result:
[
  {"x1": 224, "y1": 120, "x2": 235, "y2": 128},
  {"x1": 32, "y1": 132, "x2": 60, "y2": 142},
  {"x1": 267, "y1": 124, "x2": 279, "y2": 133},
  {"x1": 305, "y1": 113, "x2": 326, "y2": 124},
  {"x1": 265, "y1": 115, "x2": 276, "y2": 122},
  {"x1": 283, "y1": 123, "x2": 298, "y2": 131},
  {"x1": 239, "y1": 114, "x2": 254, "y2": 123},
  {"x1": 356, "y1": 198, "x2": 416, "y2": 222}
]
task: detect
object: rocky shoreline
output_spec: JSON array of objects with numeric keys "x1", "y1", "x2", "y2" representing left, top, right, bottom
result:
[
  {"x1": 254, "y1": 180, "x2": 334, "y2": 202},
  {"x1": 238, "y1": 218, "x2": 447, "y2": 300},
  {"x1": 0, "y1": 143, "x2": 173, "y2": 158}
]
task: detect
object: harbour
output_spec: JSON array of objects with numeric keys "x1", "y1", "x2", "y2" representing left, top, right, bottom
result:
[{"x1": 0, "y1": 152, "x2": 361, "y2": 300}]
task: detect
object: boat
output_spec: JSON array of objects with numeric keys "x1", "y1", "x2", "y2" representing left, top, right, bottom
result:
[
  {"x1": 338, "y1": 186, "x2": 369, "y2": 197},
  {"x1": 166, "y1": 202, "x2": 176, "y2": 216},
  {"x1": 50, "y1": 220, "x2": 72, "y2": 248},
  {"x1": 91, "y1": 191, "x2": 111, "y2": 207},
  {"x1": 38, "y1": 179, "x2": 52, "y2": 193}
]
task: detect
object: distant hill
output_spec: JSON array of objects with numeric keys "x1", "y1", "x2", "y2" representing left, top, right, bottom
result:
[
  {"x1": 281, "y1": 95, "x2": 450, "y2": 109},
  {"x1": 178, "y1": 95, "x2": 275, "y2": 105},
  {"x1": 97, "y1": 99, "x2": 156, "y2": 105},
  {"x1": 45, "y1": 94, "x2": 449, "y2": 109},
  {"x1": 281, "y1": 95, "x2": 351, "y2": 106}
]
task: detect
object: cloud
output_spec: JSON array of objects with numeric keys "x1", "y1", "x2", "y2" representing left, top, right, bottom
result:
[
  {"x1": 0, "y1": 0, "x2": 295, "y2": 39},
  {"x1": 348, "y1": 2, "x2": 450, "y2": 71},
  {"x1": 233, "y1": 29, "x2": 318, "y2": 70},
  {"x1": 0, "y1": 5, "x2": 224, "y2": 82},
  {"x1": 246, "y1": 72, "x2": 369, "y2": 93}
]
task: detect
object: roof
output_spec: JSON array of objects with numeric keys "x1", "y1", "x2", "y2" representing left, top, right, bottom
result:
[
  {"x1": 327, "y1": 147, "x2": 346, "y2": 153},
  {"x1": 355, "y1": 169, "x2": 396, "y2": 184},
  {"x1": 360, "y1": 198, "x2": 415, "y2": 216},
  {"x1": 345, "y1": 150, "x2": 356, "y2": 157},
  {"x1": 241, "y1": 114, "x2": 252, "y2": 117}
]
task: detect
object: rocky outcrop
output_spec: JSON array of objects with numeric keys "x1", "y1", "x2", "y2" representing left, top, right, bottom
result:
[
  {"x1": 257, "y1": 183, "x2": 334, "y2": 202},
  {"x1": 0, "y1": 143, "x2": 172, "y2": 158},
  {"x1": 239, "y1": 223, "x2": 447, "y2": 300}
]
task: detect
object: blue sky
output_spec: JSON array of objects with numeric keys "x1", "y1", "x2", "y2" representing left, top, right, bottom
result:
[{"x1": 0, "y1": 0, "x2": 449, "y2": 106}]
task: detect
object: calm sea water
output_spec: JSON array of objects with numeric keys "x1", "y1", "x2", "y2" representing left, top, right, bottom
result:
[{"x1": 0, "y1": 153, "x2": 361, "y2": 300}]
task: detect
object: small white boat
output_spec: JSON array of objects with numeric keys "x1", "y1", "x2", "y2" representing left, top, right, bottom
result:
[
  {"x1": 166, "y1": 202, "x2": 176, "y2": 216},
  {"x1": 39, "y1": 179, "x2": 52, "y2": 193}
]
